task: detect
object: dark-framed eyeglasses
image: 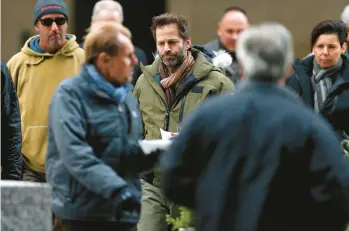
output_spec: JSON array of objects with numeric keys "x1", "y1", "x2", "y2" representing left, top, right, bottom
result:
[{"x1": 39, "y1": 17, "x2": 67, "y2": 27}]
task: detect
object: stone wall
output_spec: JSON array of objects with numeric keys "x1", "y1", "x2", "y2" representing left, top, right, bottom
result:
[{"x1": 1, "y1": 181, "x2": 52, "y2": 231}]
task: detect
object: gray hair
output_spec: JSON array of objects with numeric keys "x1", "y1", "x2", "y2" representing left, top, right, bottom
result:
[
  {"x1": 92, "y1": 0, "x2": 124, "y2": 23},
  {"x1": 341, "y1": 5, "x2": 349, "y2": 24},
  {"x1": 236, "y1": 22, "x2": 294, "y2": 82}
]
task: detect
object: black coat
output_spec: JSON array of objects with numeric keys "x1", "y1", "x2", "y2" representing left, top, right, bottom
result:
[
  {"x1": 132, "y1": 46, "x2": 148, "y2": 86},
  {"x1": 1, "y1": 62, "x2": 23, "y2": 180},
  {"x1": 161, "y1": 80, "x2": 349, "y2": 231},
  {"x1": 286, "y1": 55, "x2": 349, "y2": 139}
]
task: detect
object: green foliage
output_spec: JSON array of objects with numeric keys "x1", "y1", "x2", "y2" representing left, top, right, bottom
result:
[{"x1": 166, "y1": 206, "x2": 195, "y2": 231}]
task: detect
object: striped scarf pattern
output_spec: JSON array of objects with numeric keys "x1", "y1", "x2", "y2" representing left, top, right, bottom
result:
[
  {"x1": 311, "y1": 57, "x2": 342, "y2": 112},
  {"x1": 159, "y1": 51, "x2": 195, "y2": 106}
]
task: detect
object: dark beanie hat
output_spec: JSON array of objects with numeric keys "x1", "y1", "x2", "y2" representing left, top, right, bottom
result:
[{"x1": 34, "y1": 0, "x2": 68, "y2": 24}]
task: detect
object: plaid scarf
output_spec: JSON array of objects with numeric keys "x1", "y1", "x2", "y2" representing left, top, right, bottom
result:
[
  {"x1": 311, "y1": 57, "x2": 342, "y2": 112},
  {"x1": 159, "y1": 51, "x2": 195, "y2": 106}
]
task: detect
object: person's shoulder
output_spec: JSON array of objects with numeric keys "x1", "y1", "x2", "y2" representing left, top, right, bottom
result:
[
  {"x1": 6, "y1": 52, "x2": 30, "y2": 78},
  {"x1": 74, "y1": 46, "x2": 85, "y2": 55},
  {"x1": 134, "y1": 46, "x2": 146, "y2": 55},
  {"x1": 133, "y1": 73, "x2": 148, "y2": 94},
  {"x1": 1, "y1": 62, "x2": 11, "y2": 81},
  {"x1": 7, "y1": 51, "x2": 28, "y2": 67},
  {"x1": 57, "y1": 72, "x2": 83, "y2": 94},
  {"x1": 73, "y1": 47, "x2": 85, "y2": 62},
  {"x1": 134, "y1": 46, "x2": 147, "y2": 64},
  {"x1": 203, "y1": 39, "x2": 219, "y2": 51},
  {"x1": 206, "y1": 66, "x2": 233, "y2": 89},
  {"x1": 1, "y1": 61, "x2": 9, "y2": 73}
]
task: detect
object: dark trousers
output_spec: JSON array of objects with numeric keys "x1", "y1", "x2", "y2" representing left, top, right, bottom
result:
[
  {"x1": 22, "y1": 164, "x2": 46, "y2": 182},
  {"x1": 53, "y1": 216, "x2": 136, "y2": 231}
]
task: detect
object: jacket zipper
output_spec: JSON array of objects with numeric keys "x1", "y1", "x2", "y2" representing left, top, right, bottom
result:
[{"x1": 163, "y1": 79, "x2": 200, "y2": 131}]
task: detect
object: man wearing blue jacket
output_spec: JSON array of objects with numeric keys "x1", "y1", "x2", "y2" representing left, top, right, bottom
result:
[
  {"x1": 46, "y1": 22, "x2": 159, "y2": 231},
  {"x1": 161, "y1": 23, "x2": 349, "y2": 231}
]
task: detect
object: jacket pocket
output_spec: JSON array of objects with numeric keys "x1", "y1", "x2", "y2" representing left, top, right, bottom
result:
[
  {"x1": 21, "y1": 125, "x2": 48, "y2": 170},
  {"x1": 70, "y1": 178, "x2": 79, "y2": 202}
]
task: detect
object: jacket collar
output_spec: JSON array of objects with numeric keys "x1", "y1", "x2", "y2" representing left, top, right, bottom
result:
[
  {"x1": 81, "y1": 65, "x2": 132, "y2": 103},
  {"x1": 140, "y1": 47, "x2": 217, "y2": 105},
  {"x1": 293, "y1": 54, "x2": 349, "y2": 104},
  {"x1": 237, "y1": 79, "x2": 302, "y2": 104}
]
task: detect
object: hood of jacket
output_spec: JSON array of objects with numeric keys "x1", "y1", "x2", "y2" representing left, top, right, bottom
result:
[{"x1": 21, "y1": 34, "x2": 80, "y2": 58}]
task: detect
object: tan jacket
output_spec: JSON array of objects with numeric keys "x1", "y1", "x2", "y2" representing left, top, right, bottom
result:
[{"x1": 7, "y1": 35, "x2": 84, "y2": 173}]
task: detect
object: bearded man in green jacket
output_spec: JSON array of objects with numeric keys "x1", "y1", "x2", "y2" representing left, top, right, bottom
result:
[{"x1": 134, "y1": 12, "x2": 233, "y2": 231}]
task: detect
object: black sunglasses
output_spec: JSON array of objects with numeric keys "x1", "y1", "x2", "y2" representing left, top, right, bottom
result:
[{"x1": 39, "y1": 17, "x2": 67, "y2": 27}]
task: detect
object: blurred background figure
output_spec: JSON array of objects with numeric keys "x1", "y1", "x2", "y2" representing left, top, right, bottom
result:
[
  {"x1": 86, "y1": 0, "x2": 148, "y2": 86},
  {"x1": 161, "y1": 22, "x2": 349, "y2": 231},
  {"x1": 204, "y1": 6, "x2": 249, "y2": 83},
  {"x1": 286, "y1": 20, "x2": 349, "y2": 140},
  {"x1": 1, "y1": 62, "x2": 23, "y2": 180},
  {"x1": 341, "y1": 4, "x2": 349, "y2": 54},
  {"x1": 6, "y1": 0, "x2": 84, "y2": 183},
  {"x1": 47, "y1": 22, "x2": 159, "y2": 231},
  {"x1": 3, "y1": 1, "x2": 348, "y2": 64}
]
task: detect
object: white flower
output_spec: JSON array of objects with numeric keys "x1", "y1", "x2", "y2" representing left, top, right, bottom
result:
[{"x1": 212, "y1": 50, "x2": 232, "y2": 68}]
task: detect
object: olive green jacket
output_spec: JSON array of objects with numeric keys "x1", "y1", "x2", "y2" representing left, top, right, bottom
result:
[{"x1": 134, "y1": 48, "x2": 233, "y2": 185}]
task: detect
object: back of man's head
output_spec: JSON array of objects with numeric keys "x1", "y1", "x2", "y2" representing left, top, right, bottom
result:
[
  {"x1": 84, "y1": 22, "x2": 131, "y2": 64},
  {"x1": 92, "y1": 0, "x2": 123, "y2": 24},
  {"x1": 236, "y1": 22, "x2": 294, "y2": 82},
  {"x1": 341, "y1": 5, "x2": 349, "y2": 24}
]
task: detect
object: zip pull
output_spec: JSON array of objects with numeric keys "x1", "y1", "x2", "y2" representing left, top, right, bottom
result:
[{"x1": 164, "y1": 107, "x2": 170, "y2": 131}]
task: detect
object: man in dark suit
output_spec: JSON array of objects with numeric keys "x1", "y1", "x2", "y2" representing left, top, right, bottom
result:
[{"x1": 204, "y1": 6, "x2": 249, "y2": 83}]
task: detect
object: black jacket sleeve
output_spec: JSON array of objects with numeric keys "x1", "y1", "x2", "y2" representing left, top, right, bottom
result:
[
  {"x1": 1, "y1": 62, "x2": 23, "y2": 180},
  {"x1": 308, "y1": 117, "x2": 349, "y2": 219}
]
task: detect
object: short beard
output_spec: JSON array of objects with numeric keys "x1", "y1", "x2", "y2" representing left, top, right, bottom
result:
[{"x1": 161, "y1": 47, "x2": 187, "y2": 69}]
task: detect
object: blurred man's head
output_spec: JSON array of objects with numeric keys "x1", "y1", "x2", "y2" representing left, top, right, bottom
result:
[
  {"x1": 91, "y1": 0, "x2": 123, "y2": 25},
  {"x1": 341, "y1": 4, "x2": 349, "y2": 45},
  {"x1": 84, "y1": 22, "x2": 138, "y2": 85},
  {"x1": 217, "y1": 7, "x2": 249, "y2": 53},
  {"x1": 33, "y1": 0, "x2": 69, "y2": 53},
  {"x1": 236, "y1": 22, "x2": 294, "y2": 85},
  {"x1": 151, "y1": 13, "x2": 191, "y2": 72}
]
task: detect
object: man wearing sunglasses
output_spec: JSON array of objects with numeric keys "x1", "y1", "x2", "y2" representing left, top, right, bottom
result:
[{"x1": 7, "y1": 0, "x2": 84, "y2": 183}]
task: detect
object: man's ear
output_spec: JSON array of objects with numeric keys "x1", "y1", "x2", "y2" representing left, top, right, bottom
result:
[
  {"x1": 342, "y1": 42, "x2": 348, "y2": 54},
  {"x1": 217, "y1": 21, "x2": 222, "y2": 37},
  {"x1": 99, "y1": 52, "x2": 110, "y2": 64},
  {"x1": 185, "y1": 38, "x2": 192, "y2": 50},
  {"x1": 95, "y1": 52, "x2": 111, "y2": 67},
  {"x1": 34, "y1": 23, "x2": 40, "y2": 32}
]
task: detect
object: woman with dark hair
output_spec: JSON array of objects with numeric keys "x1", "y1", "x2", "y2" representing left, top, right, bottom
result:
[{"x1": 287, "y1": 20, "x2": 349, "y2": 140}]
